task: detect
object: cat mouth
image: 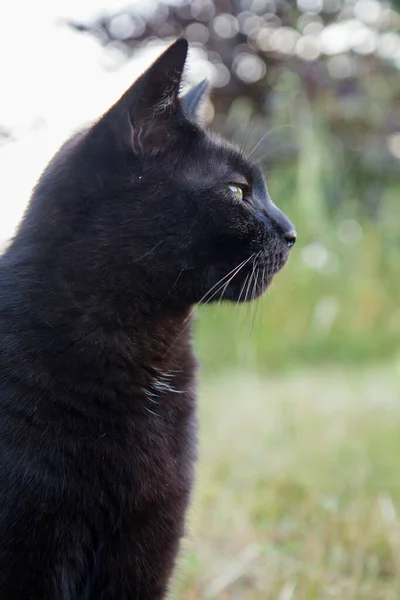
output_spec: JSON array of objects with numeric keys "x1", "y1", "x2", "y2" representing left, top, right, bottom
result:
[
  {"x1": 273, "y1": 248, "x2": 290, "y2": 274},
  {"x1": 231, "y1": 249, "x2": 290, "y2": 302},
  {"x1": 200, "y1": 247, "x2": 291, "y2": 305},
  {"x1": 260, "y1": 248, "x2": 290, "y2": 276}
]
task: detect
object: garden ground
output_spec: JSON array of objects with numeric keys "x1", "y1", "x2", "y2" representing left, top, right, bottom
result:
[{"x1": 172, "y1": 364, "x2": 400, "y2": 600}]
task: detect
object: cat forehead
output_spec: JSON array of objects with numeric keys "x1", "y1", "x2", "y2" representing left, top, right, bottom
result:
[
  {"x1": 197, "y1": 130, "x2": 263, "y2": 183},
  {"x1": 177, "y1": 129, "x2": 267, "y2": 195}
]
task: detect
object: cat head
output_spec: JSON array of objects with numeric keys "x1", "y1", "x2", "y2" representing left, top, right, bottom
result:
[{"x1": 27, "y1": 39, "x2": 296, "y2": 309}]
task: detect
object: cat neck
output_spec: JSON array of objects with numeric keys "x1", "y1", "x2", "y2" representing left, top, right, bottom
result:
[{"x1": 0, "y1": 241, "x2": 195, "y2": 378}]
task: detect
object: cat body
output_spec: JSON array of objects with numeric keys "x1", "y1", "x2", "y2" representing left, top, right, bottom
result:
[
  {"x1": 0, "y1": 267, "x2": 196, "y2": 599},
  {"x1": 0, "y1": 40, "x2": 295, "y2": 599}
]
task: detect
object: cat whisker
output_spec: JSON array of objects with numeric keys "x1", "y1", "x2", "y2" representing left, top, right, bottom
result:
[
  {"x1": 194, "y1": 255, "x2": 255, "y2": 314},
  {"x1": 244, "y1": 259, "x2": 256, "y2": 304},
  {"x1": 240, "y1": 119, "x2": 256, "y2": 157},
  {"x1": 204, "y1": 257, "x2": 256, "y2": 308},
  {"x1": 217, "y1": 264, "x2": 249, "y2": 304},
  {"x1": 247, "y1": 124, "x2": 297, "y2": 160},
  {"x1": 144, "y1": 406, "x2": 159, "y2": 417},
  {"x1": 158, "y1": 266, "x2": 187, "y2": 309},
  {"x1": 244, "y1": 252, "x2": 260, "y2": 328},
  {"x1": 197, "y1": 254, "x2": 256, "y2": 307},
  {"x1": 239, "y1": 257, "x2": 257, "y2": 324},
  {"x1": 254, "y1": 141, "x2": 298, "y2": 166},
  {"x1": 130, "y1": 240, "x2": 164, "y2": 263},
  {"x1": 233, "y1": 273, "x2": 250, "y2": 315},
  {"x1": 235, "y1": 112, "x2": 255, "y2": 156},
  {"x1": 183, "y1": 256, "x2": 252, "y2": 319},
  {"x1": 249, "y1": 261, "x2": 260, "y2": 334},
  {"x1": 254, "y1": 265, "x2": 266, "y2": 325},
  {"x1": 236, "y1": 95, "x2": 266, "y2": 156},
  {"x1": 141, "y1": 388, "x2": 160, "y2": 405},
  {"x1": 152, "y1": 376, "x2": 184, "y2": 395},
  {"x1": 164, "y1": 254, "x2": 256, "y2": 359}
]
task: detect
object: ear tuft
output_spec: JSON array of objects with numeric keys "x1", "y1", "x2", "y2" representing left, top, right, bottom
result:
[{"x1": 181, "y1": 80, "x2": 210, "y2": 122}]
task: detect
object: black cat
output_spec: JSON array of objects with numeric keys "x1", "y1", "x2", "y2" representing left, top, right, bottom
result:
[{"x1": 0, "y1": 39, "x2": 295, "y2": 599}]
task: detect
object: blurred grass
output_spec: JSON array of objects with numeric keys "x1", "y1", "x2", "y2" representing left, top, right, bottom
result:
[{"x1": 171, "y1": 365, "x2": 400, "y2": 600}]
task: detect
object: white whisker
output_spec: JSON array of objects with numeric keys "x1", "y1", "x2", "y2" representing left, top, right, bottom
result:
[
  {"x1": 164, "y1": 254, "x2": 256, "y2": 359},
  {"x1": 247, "y1": 124, "x2": 297, "y2": 160}
]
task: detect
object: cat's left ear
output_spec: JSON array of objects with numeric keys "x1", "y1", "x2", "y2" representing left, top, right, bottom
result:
[
  {"x1": 106, "y1": 38, "x2": 188, "y2": 154},
  {"x1": 181, "y1": 80, "x2": 210, "y2": 122}
]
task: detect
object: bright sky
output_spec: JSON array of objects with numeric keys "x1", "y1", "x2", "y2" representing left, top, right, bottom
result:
[{"x1": 0, "y1": 0, "x2": 174, "y2": 245}]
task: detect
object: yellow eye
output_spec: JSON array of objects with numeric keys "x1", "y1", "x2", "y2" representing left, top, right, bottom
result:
[{"x1": 227, "y1": 184, "x2": 243, "y2": 201}]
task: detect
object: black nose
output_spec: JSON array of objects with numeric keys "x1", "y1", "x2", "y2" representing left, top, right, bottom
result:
[
  {"x1": 264, "y1": 199, "x2": 296, "y2": 249},
  {"x1": 283, "y1": 230, "x2": 297, "y2": 248}
]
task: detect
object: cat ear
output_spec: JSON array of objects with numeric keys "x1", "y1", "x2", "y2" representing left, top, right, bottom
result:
[
  {"x1": 106, "y1": 38, "x2": 189, "y2": 154},
  {"x1": 181, "y1": 80, "x2": 210, "y2": 122}
]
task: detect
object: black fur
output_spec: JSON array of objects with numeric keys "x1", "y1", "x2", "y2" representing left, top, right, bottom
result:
[{"x1": 0, "y1": 39, "x2": 295, "y2": 599}]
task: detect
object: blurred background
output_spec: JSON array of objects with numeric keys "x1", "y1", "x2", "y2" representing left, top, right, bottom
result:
[{"x1": 1, "y1": 0, "x2": 400, "y2": 597}]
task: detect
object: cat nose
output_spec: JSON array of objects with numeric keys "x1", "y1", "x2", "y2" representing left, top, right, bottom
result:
[
  {"x1": 264, "y1": 200, "x2": 296, "y2": 248},
  {"x1": 283, "y1": 229, "x2": 297, "y2": 248}
]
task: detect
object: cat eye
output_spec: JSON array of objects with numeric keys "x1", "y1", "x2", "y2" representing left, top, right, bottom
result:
[{"x1": 227, "y1": 184, "x2": 244, "y2": 201}]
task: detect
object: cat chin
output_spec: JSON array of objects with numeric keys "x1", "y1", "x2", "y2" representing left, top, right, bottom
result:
[
  {"x1": 245, "y1": 272, "x2": 274, "y2": 301},
  {"x1": 246, "y1": 251, "x2": 291, "y2": 299}
]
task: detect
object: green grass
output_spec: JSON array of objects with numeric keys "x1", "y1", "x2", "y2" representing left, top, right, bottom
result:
[{"x1": 170, "y1": 365, "x2": 400, "y2": 599}]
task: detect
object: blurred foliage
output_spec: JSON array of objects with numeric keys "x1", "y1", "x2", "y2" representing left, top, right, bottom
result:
[
  {"x1": 70, "y1": 0, "x2": 400, "y2": 370},
  {"x1": 71, "y1": 0, "x2": 400, "y2": 176}
]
